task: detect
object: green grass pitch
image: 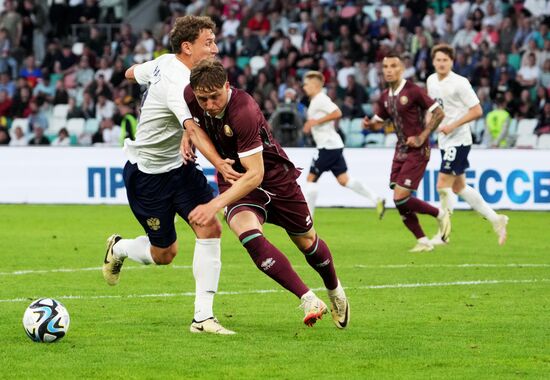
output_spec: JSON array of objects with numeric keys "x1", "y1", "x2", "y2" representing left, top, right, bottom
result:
[{"x1": 0, "y1": 205, "x2": 549, "y2": 379}]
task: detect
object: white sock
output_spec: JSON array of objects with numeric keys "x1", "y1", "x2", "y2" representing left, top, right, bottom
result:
[
  {"x1": 327, "y1": 280, "x2": 344, "y2": 296},
  {"x1": 113, "y1": 236, "x2": 154, "y2": 264},
  {"x1": 438, "y1": 187, "x2": 454, "y2": 213},
  {"x1": 418, "y1": 236, "x2": 431, "y2": 244},
  {"x1": 193, "y1": 238, "x2": 221, "y2": 322},
  {"x1": 304, "y1": 182, "x2": 319, "y2": 217},
  {"x1": 459, "y1": 185, "x2": 499, "y2": 222},
  {"x1": 437, "y1": 208, "x2": 446, "y2": 219},
  {"x1": 345, "y1": 177, "x2": 379, "y2": 204}
]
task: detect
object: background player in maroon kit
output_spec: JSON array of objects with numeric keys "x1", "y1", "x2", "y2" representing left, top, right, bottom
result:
[
  {"x1": 182, "y1": 59, "x2": 349, "y2": 328},
  {"x1": 363, "y1": 52, "x2": 451, "y2": 253}
]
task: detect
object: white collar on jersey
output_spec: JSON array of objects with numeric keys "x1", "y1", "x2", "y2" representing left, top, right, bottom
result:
[
  {"x1": 207, "y1": 89, "x2": 233, "y2": 119},
  {"x1": 389, "y1": 79, "x2": 406, "y2": 96}
]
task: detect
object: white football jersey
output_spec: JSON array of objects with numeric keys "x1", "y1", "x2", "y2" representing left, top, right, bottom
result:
[
  {"x1": 427, "y1": 71, "x2": 479, "y2": 149},
  {"x1": 123, "y1": 54, "x2": 192, "y2": 174},
  {"x1": 307, "y1": 91, "x2": 344, "y2": 149}
]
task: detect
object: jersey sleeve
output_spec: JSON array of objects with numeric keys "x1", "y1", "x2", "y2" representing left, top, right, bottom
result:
[
  {"x1": 133, "y1": 59, "x2": 158, "y2": 85},
  {"x1": 414, "y1": 84, "x2": 439, "y2": 113},
  {"x1": 373, "y1": 96, "x2": 389, "y2": 122},
  {"x1": 231, "y1": 96, "x2": 263, "y2": 158},
  {"x1": 318, "y1": 93, "x2": 339, "y2": 114},
  {"x1": 166, "y1": 80, "x2": 192, "y2": 127},
  {"x1": 459, "y1": 77, "x2": 480, "y2": 108}
]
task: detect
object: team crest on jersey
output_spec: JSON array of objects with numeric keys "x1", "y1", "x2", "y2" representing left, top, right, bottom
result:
[
  {"x1": 400, "y1": 96, "x2": 409, "y2": 105},
  {"x1": 147, "y1": 217, "x2": 161, "y2": 231},
  {"x1": 223, "y1": 124, "x2": 233, "y2": 137}
]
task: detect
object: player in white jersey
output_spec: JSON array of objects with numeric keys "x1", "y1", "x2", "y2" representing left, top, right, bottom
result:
[
  {"x1": 301, "y1": 71, "x2": 385, "y2": 219},
  {"x1": 102, "y1": 16, "x2": 241, "y2": 334},
  {"x1": 427, "y1": 44, "x2": 508, "y2": 246}
]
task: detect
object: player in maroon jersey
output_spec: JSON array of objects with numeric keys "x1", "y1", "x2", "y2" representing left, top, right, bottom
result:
[
  {"x1": 363, "y1": 52, "x2": 451, "y2": 252},
  {"x1": 181, "y1": 59, "x2": 349, "y2": 328}
]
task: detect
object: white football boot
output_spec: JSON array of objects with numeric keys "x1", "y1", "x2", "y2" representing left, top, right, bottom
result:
[
  {"x1": 102, "y1": 234, "x2": 124, "y2": 286},
  {"x1": 189, "y1": 317, "x2": 236, "y2": 335},
  {"x1": 300, "y1": 292, "x2": 328, "y2": 327},
  {"x1": 493, "y1": 214, "x2": 509, "y2": 245}
]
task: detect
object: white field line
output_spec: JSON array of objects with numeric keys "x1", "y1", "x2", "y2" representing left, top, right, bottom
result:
[
  {"x1": 1, "y1": 278, "x2": 548, "y2": 303},
  {"x1": 1, "y1": 263, "x2": 548, "y2": 277}
]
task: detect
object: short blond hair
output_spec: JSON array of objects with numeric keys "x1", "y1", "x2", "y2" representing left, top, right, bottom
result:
[{"x1": 304, "y1": 70, "x2": 324, "y2": 84}]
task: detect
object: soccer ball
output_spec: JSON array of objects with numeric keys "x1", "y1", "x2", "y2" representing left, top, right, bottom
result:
[{"x1": 22, "y1": 298, "x2": 70, "y2": 343}]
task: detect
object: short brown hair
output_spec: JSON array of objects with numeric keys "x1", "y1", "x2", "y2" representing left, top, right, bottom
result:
[
  {"x1": 190, "y1": 59, "x2": 227, "y2": 92},
  {"x1": 304, "y1": 70, "x2": 324, "y2": 84},
  {"x1": 431, "y1": 43, "x2": 455, "y2": 60},
  {"x1": 384, "y1": 51, "x2": 402, "y2": 61},
  {"x1": 170, "y1": 16, "x2": 216, "y2": 54}
]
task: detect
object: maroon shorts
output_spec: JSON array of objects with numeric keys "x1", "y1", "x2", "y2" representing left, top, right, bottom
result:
[
  {"x1": 390, "y1": 148, "x2": 430, "y2": 191},
  {"x1": 223, "y1": 180, "x2": 313, "y2": 235}
]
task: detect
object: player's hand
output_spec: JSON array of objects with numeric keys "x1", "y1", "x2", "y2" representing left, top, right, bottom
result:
[
  {"x1": 303, "y1": 119, "x2": 316, "y2": 134},
  {"x1": 362, "y1": 116, "x2": 370, "y2": 130},
  {"x1": 188, "y1": 203, "x2": 218, "y2": 227},
  {"x1": 405, "y1": 135, "x2": 425, "y2": 148},
  {"x1": 181, "y1": 132, "x2": 197, "y2": 164},
  {"x1": 438, "y1": 125, "x2": 451, "y2": 135},
  {"x1": 216, "y1": 158, "x2": 242, "y2": 182}
]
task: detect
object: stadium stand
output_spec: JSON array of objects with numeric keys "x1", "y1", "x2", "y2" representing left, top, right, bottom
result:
[{"x1": 0, "y1": 0, "x2": 546, "y2": 147}]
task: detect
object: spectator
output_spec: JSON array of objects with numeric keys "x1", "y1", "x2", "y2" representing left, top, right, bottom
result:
[
  {"x1": 53, "y1": 79, "x2": 69, "y2": 105},
  {"x1": 9, "y1": 125, "x2": 27, "y2": 146},
  {"x1": 51, "y1": 127, "x2": 71, "y2": 146},
  {"x1": 118, "y1": 100, "x2": 137, "y2": 145},
  {"x1": 0, "y1": 72, "x2": 15, "y2": 97},
  {"x1": 27, "y1": 99, "x2": 48, "y2": 132},
  {"x1": 517, "y1": 52, "x2": 541, "y2": 89},
  {"x1": 0, "y1": 125, "x2": 10, "y2": 144},
  {"x1": 498, "y1": 17, "x2": 517, "y2": 55},
  {"x1": 0, "y1": 27, "x2": 17, "y2": 78},
  {"x1": 19, "y1": 55, "x2": 42, "y2": 88},
  {"x1": 0, "y1": 89, "x2": 12, "y2": 117},
  {"x1": 237, "y1": 27, "x2": 264, "y2": 57},
  {"x1": 33, "y1": 76, "x2": 55, "y2": 103},
  {"x1": 0, "y1": 0, "x2": 22, "y2": 48},
  {"x1": 95, "y1": 57, "x2": 113, "y2": 82},
  {"x1": 485, "y1": 98, "x2": 511, "y2": 148},
  {"x1": 95, "y1": 92, "x2": 115, "y2": 121},
  {"x1": 534, "y1": 102, "x2": 550, "y2": 136},
  {"x1": 66, "y1": 96, "x2": 85, "y2": 119},
  {"x1": 221, "y1": 9, "x2": 240, "y2": 38},
  {"x1": 28, "y1": 126, "x2": 50, "y2": 145}
]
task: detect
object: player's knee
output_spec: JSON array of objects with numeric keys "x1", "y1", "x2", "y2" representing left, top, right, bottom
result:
[
  {"x1": 296, "y1": 234, "x2": 317, "y2": 252},
  {"x1": 152, "y1": 247, "x2": 177, "y2": 265},
  {"x1": 199, "y1": 219, "x2": 222, "y2": 238},
  {"x1": 452, "y1": 182, "x2": 465, "y2": 194}
]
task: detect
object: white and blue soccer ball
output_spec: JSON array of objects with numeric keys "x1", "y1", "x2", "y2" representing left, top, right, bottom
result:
[{"x1": 22, "y1": 298, "x2": 70, "y2": 343}]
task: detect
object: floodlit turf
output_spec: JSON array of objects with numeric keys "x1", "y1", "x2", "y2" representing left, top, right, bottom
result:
[{"x1": 0, "y1": 205, "x2": 549, "y2": 379}]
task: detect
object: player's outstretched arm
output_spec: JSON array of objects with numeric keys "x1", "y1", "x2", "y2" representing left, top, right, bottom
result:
[
  {"x1": 188, "y1": 152, "x2": 264, "y2": 226},
  {"x1": 183, "y1": 119, "x2": 242, "y2": 182}
]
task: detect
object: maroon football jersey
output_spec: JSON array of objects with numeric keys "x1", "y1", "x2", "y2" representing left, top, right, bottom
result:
[
  {"x1": 375, "y1": 80, "x2": 438, "y2": 153},
  {"x1": 184, "y1": 86, "x2": 300, "y2": 189}
]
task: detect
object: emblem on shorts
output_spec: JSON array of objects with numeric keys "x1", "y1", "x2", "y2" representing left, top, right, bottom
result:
[
  {"x1": 404, "y1": 178, "x2": 412, "y2": 187},
  {"x1": 223, "y1": 124, "x2": 233, "y2": 137},
  {"x1": 147, "y1": 217, "x2": 161, "y2": 231},
  {"x1": 400, "y1": 96, "x2": 408, "y2": 105}
]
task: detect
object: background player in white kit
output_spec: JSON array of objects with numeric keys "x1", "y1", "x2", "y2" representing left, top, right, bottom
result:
[
  {"x1": 427, "y1": 44, "x2": 508, "y2": 246},
  {"x1": 102, "y1": 16, "x2": 241, "y2": 334},
  {"x1": 302, "y1": 71, "x2": 385, "y2": 219}
]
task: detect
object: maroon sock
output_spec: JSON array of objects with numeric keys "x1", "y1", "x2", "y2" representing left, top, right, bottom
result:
[
  {"x1": 405, "y1": 196, "x2": 439, "y2": 217},
  {"x1": 239, "y1": 229, "x2": 309, "y2": 298},
  {"x1": 395, "y1": 197, "x2": 425, "y2": 239},
  {"x1": 301, "y1": 235, "x2": 338, "y2": 290}
]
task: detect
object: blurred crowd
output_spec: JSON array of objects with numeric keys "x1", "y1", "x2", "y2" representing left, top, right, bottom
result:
[{"x1": 0, "y1": 0, "x2": 548, "y2": 147}]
